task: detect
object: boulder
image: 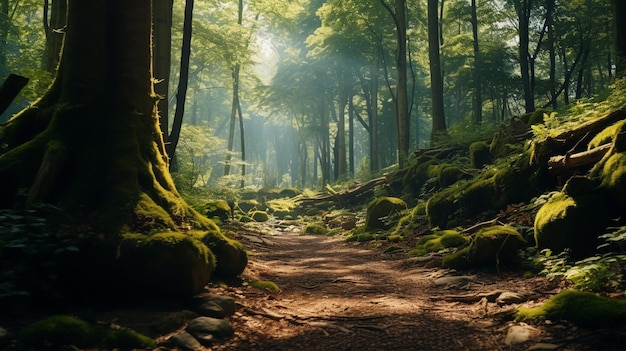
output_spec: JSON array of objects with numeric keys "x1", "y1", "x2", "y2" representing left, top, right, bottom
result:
[
  {"x1": 200, "y1": 230, "x2": 247, "y2": 278},
  {"x1": 365, "y1": 197, "x2": 407, "y2": 230}
]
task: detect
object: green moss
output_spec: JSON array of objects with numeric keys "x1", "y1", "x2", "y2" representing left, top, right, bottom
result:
[
  {"x1": 387, "y1": 234, "x2": 403, "y2": 243},
  {"x1": 346, "y1": 232, "x2": 376, "y2": 242},
  {"x1": 239, "y1": 215, "x2": 254, "y2": 222},
  {"x1": 17, "y1": 315, "x2": 155, "y2": 349},
  {"x1": 426, "y1": 186, "x2": 458, "y2": 229},
  {"x1": 199, "y1": 230, "x2": 248, "y2": 278},
  {"x1": 251, "y1": 210, "x2": 269, "y2": 222},
  {"x1": 250, "y1": 280, "x2": 280, "y2": 292},
  {"x1": 365, "y1": 196, "x2": 407, "y2": 231},
  {"x1": 516, "y1": 290, "x2": 626, "y2": 327},
  {"x1": 470, "y1": 141, "x2": 492, "y2": 168},
  {"x1": 534, "y1": 192, "x2": 608, "y2": 258},
  {"x1": 238, "y1": 199, "x2": 259, "y2": 213},
  {"x1": 409, "y1": 230, "x2": 468, "y2": 256},
  {"x1": 588, "y1": 119, "x2": 626, "y2": 150},
  {"x1": 304, "y1": 224, "x2": 330, "y2": 235},
  {"x1": 118, "y1": 231, "x2": 215, "y2": 296},
  {"x1": 442, "y1": 246, "x2": 472, "y2": 269},
  {"x1": 469, "y1": 225, "x2": 528, "y2": 265},
  {"x1": 202, "y1": 199, "x2": 231, "y2": 221}
]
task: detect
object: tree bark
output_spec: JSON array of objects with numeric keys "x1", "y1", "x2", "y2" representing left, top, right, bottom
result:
[
  {"x1": 428, "y1": 0, "x2": 446, "y2": 141},
  {"x1": 470, "y1": 0, "x2": 482, "y2": 124},
  {"x1": 166, "y1": 0, "x2": 194, "y2": 167},
  {"x1": 43, "y1": 0, "x2": 67, "y2": 73},
  {"x1": 153, "y1": 0, "x2": 173, "y2": 139}
]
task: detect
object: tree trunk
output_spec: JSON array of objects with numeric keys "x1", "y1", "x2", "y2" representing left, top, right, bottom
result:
[
  {"x1": 153, "y1": 0, "x2": 173, "y2": 138},
  {"x1": 470, "y1": 0, "x2": 482, "y2": 124},
  {"x1": 225, "y1": 0, "x2": 244, "y2": 176},
  {"x1": 0, "y1": 0, "x2": 234, "y2": 297},
  {"x1": 546, "y1": 0, "x2": 556, "y2": 109},
  {"x1": 166, "y1": 0, "x2": 194, "y2": 168},
  {"x1": 336, "y1": 70, "x2": 348, "y2": 178},
  {"x1": 43, "y1": 0, "x2": 67, "y2": 73},
  {"x1": 515, "y1": 0, "x2": 534, "y2": 113},
  {"x1": 428, "y1": 0, "x2": 446, "y2": 141},
  {"x1": 613, "y1": 0, "x2": 626, "y2": 76}
]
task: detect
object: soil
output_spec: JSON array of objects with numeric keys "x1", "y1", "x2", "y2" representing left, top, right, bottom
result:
[
  {"x1": 3, "y1": 219, "x2": 625, "y2": 351},
  {"x1": 166, "y1": 220, "x2": 621, "y2": 351}
]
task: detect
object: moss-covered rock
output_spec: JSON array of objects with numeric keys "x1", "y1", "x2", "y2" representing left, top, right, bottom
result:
[
  {"x1": 470, "y1": 141, "x2": 492, "y2": 168},
  {"x1": 534, "y1": 190, "x2": 609, "y2": 258},
  {"x1": 443, "y1": 226, "x2": 527, "y2": 269},
  {"x1": 202, "y1": 200, "x2": 231, "y2": 221},
  {"x1": 409, "y1": 230, "x2": 468, "y2": 256},
  {"x1": 117, "y1": 232, "x2": 215, "y2": 297},
  {"x1": 365, "y1": 196, "x2": 407, "y2": 231},
  {"x1": 516, "y1": 290, "x2": 626, "y2": 327},
  {"x1": 237, "y1": 199, "x2": 259, "y2": 213},
  {"x1": 588, "y1": 120, "x2": 626, "y2": 150},
  {"x1": 279, "y1": 188, "x2": 301, "y2": 198},
  {"x1": 304, "y1": 224, "x2": 330, "y2": 235},
  {"x1": 251, "y1": 210, "x2": 269, "y2": 222},
  {"x1": 198, "y1": 230, "x2": 247, "y2": 278},
  {"x1": 17, "y1": 315, "x2": 155, "y2": 349}
]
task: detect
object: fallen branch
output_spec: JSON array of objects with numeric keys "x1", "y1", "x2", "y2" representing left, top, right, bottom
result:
[
  {"x1": 548, "y1": 143, "x2": 611, "y2": 175},
  {"x1": 296, "y1": 176, "x2": 386, "y2": 206}
]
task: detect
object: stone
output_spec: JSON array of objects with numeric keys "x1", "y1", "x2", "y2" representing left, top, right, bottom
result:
[
  {"x1": 496, "y1": 292, "x2": 525, "y2": 305},
  {"x1": 170, "y1": 331, "x2": 202, "y2": 351},
  {"x1": 186, "y1": 317, "x2": 234, "y2": 345},
  {"x1": 193, "y1": 294, "x2": 237, "y2": 318}
]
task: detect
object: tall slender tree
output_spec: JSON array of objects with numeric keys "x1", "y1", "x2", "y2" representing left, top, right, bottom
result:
[{"x1": 428, "y1": 0, "x2": 446, "y2": 141}]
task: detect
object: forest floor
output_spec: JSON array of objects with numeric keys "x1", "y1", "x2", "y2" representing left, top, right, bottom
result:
[{"x1": 152, "y1": 219, "x2": 622, "y2": 351}]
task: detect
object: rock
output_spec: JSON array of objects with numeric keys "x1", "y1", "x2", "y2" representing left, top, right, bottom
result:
[
  {"x1": 496, "y1": 292, "x2": 526, "y2": 305},
  {"x1": 0, "y1": 326, "x2": 9, "y2": 338},
  {"x1": 192, "y1": 293, "x2": 237, "y2": 318},
  {"x1": 186, "y1": 317, "x2": 234, "y2": 345},
  {"x1": 432, "y1": 275, "x2": 475, "y2": 287},
  {"x1": 504, "y1": 324, "x2": 539, "y2": 345},
  {"x1": 202, "y1": 200, "x2": 232, "y2": 221},
  {"x1": 365, "y1": 196, "x2": 408, "y2": 230},
  {"x1": 170, "y1": 331, "x2": 203, "y2": 351}
]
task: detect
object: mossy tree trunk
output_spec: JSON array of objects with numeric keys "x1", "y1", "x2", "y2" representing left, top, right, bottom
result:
[{"x1": 0, "y1": 0, "x2": 211, "y2": 236}]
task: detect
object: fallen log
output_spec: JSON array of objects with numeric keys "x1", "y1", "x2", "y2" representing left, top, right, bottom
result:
[
  {"x1": 296, "y1": 176, "x2": 386, "y2": 206},
  {"x1": 0, "y1": 73, "x2": 29, "y2": 117},
  {"x1": 548, "y1": 143, "x2": 612, "y2": 176}
]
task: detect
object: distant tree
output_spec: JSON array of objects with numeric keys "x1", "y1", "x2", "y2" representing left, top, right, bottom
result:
[
  {"x1": 43, "y1": 0, "x2": 66, "y2": 73},
  {"x1": 153, "y1": 0, "x2": 173, "y2": 137},
  {"x1": 428, "y1": 0, "x2": 446, "y2": 142},
  {"x1": 166, "y1": 0, "x2": 194, "y2": 168},
  {"x1": 614, "y1": 0, "x2": 626, "y2": 76}
]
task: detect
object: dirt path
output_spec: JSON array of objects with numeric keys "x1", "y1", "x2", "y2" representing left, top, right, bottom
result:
[{"x1": 202, "y1": 221, "x2": 604, "y2": 351}]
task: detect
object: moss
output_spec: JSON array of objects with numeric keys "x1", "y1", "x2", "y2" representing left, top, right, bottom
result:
[
  {"x1": 442, "y1": 226, "x2": 527, "y2": 269},
  {"x1": 516, "y1": 290, "x2": 626, "y2": 327},
  {"x1": 595, "y1": 151, "x2": 626, "y2": 211},
  {"x1": 279, "y1": 188, "x2": 301, "y2": 198},
  {"x1": 534, "y1": 192, "x2": 608, "y2": 258},
  {"x1": 442, "y1": 246, "x2": 472, "y2": 269},
  {"x1": 387, "y1": 234, "x2": 403, "y2": 243},
  {"x1": 199, "y1": 230, "x2": 248, "y2": 278},
  {"x1": 202, "y1": 199, "x2": 231, "y2": 221},
  {"x1": 426, "y1": 186, "x2": 458, "y2": 229},
  {"x1": 238, "y1": 199, "x2": 259, "y2": 213},
  {"x1": 251, "y1": 210, "x2": 269, "y2": 222},
  {"x1": 17, "y1": 315, "x2": 155, "y2": 349},
  {"x1": 469, "y1": 225, "x2": 528, "y2": 266},
  {"x1": 365, "y1": 196, "x2": 407, "y2": 231},
  {"x1": 239, "y1": 215, "x2": 254, "y2": 222},
  {"x1": 526, "y1": 109, "x2": 546, "y2": 125},
  {"x1": 409, "y1": 230, "x2": 468, "y2": 256},
  {"x1": 304, "y1": 224, "x2": 330, "y2": 235},
  {"x1": 250, "y1": 280, "x2": 280, "y2": 292},
  {"x1": 117, "y1": 231, "x2": 215, "y2": 297},
  {"x1": 470, "y1": 141, "x2": 492, "y2": 168},
  {"x1": 588, "y1": 119, "x2": 626, "y2": 150},
  {"x1": 346, "y1": 232, "x2": 376, "y2": 242}
]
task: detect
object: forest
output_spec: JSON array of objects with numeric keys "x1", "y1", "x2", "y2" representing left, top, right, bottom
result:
[{"x1": 1, "y1": 0, "x2": 626, "y2": 350}]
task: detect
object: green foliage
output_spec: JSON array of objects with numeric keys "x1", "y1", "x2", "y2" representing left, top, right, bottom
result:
[
  {"x1": 431, "y1": 119, "x2": 499, "y2": 149},
  {"x1": 516, "y1": 290, "x2": 626, "y2": 327},
  {"x1": 538, "y1": 227, "x2": 626, "y2": 293},
  {"x1": 17, "y1": 315, "x2": 155, "y2": 349},
  {"x1": 171, "y1": 123, "x2": 226, "y2": 191}
]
